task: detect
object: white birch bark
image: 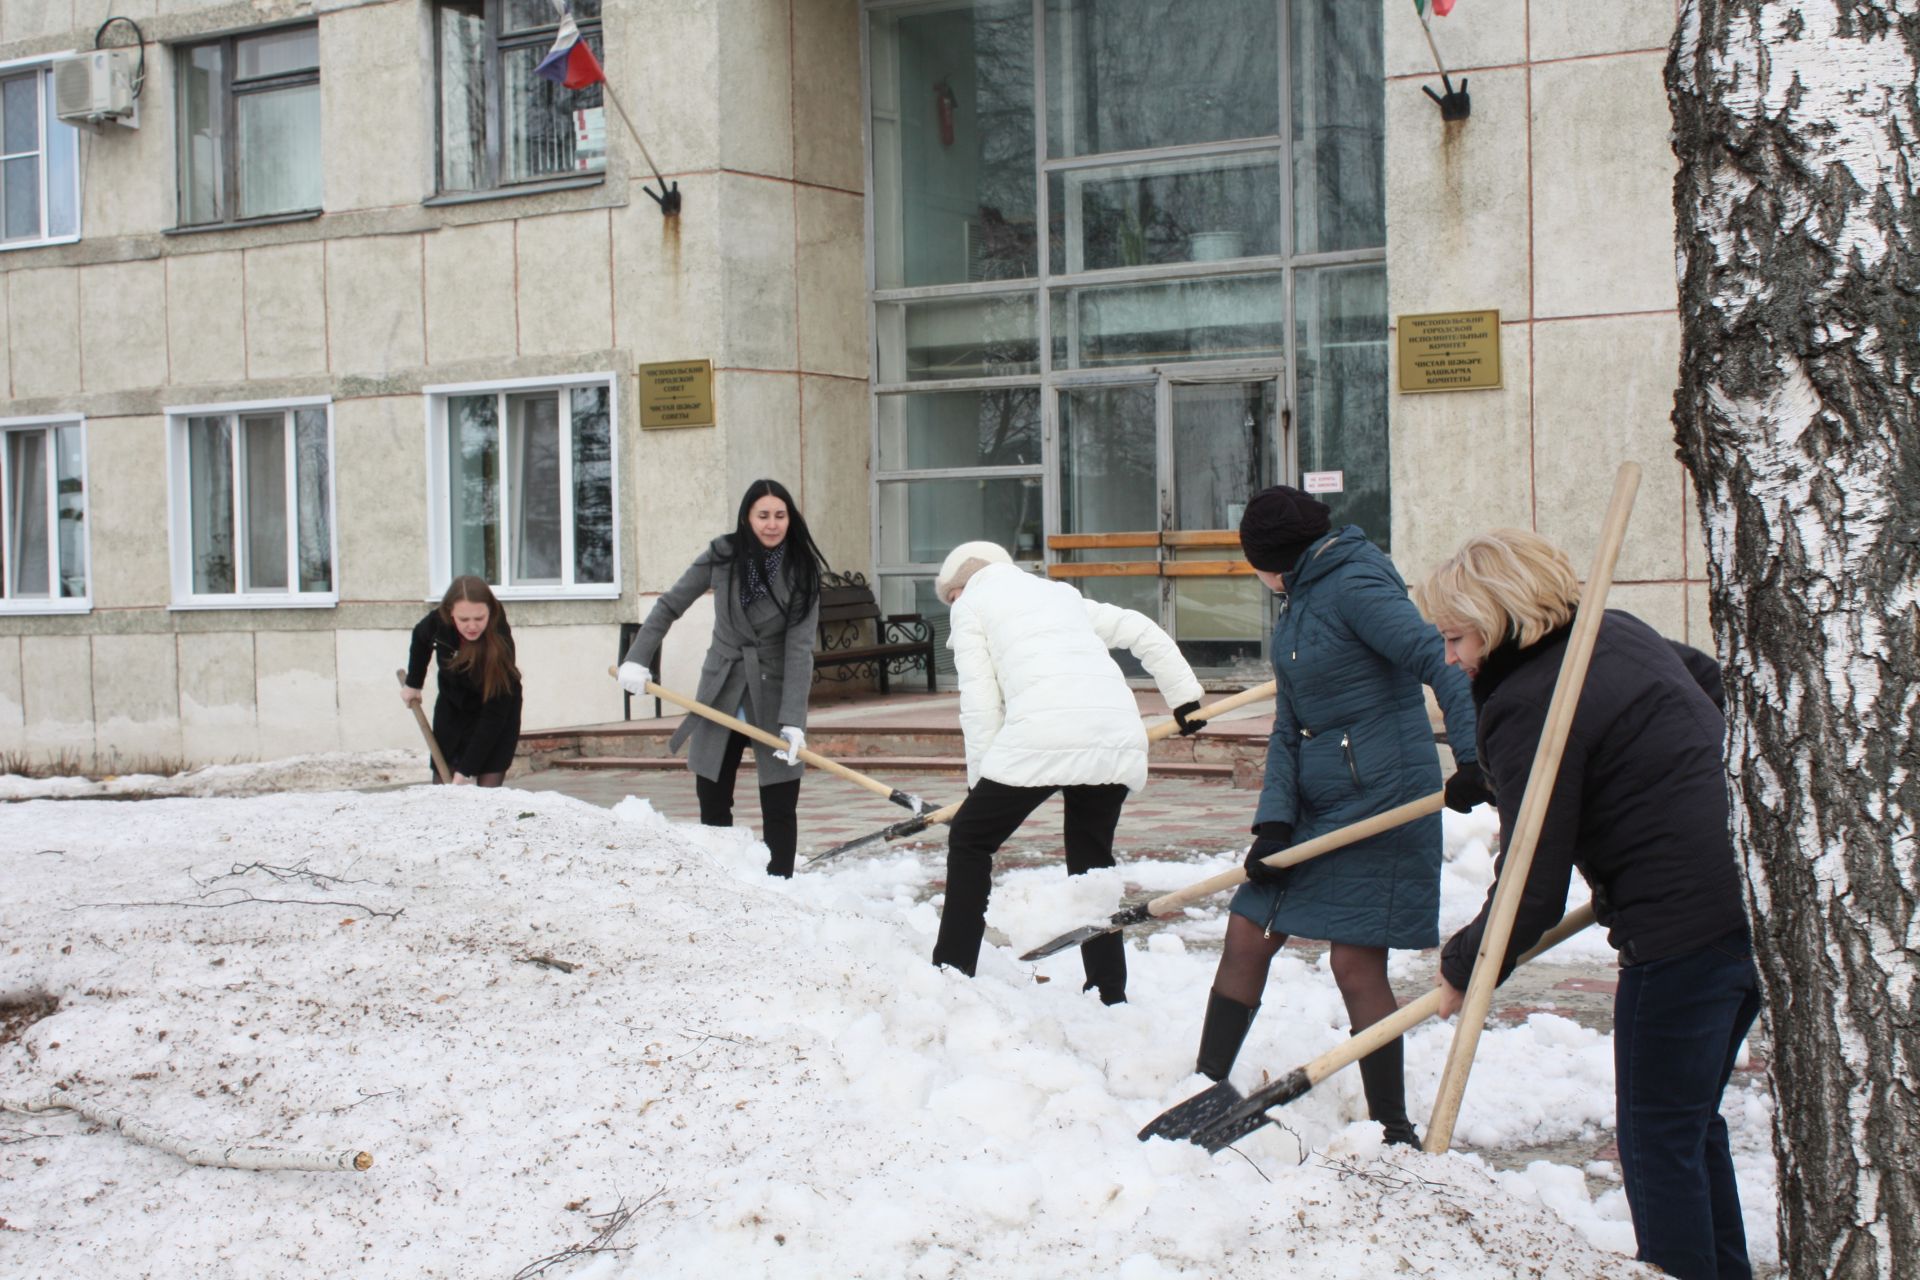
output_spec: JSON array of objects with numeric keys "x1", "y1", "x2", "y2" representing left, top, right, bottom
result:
[
  {"x1": 3, "y1": 1093, "x2": 373, "y2": 1172},
  {"x1": 1668, "y1": 3, "x2": 1920, "y2": 1276}
]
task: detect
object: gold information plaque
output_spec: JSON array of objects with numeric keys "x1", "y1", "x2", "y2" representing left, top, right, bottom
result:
[
  {"x1": 638, "y1": 359, "x2": 715, "y2": 429},
  {"x1": 1396, "y1": 310, "x2": 1502, "y2": 393}
]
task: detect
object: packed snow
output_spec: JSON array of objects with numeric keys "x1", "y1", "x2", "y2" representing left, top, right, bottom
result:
[{"x1": 1, "y1": 764, "x2": 1776, "y2": 1277}]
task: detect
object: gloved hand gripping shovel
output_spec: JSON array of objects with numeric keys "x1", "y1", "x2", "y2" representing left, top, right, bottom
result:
[
  {"x1": 805, "y1": 680, "x2": 1281, "y2": 866},
  {"x1": 1019, "y1": 789, "x2": 1446, "y2": 961},
  {"x1": 605, "y1": 666, "x2": 937, "y2": 817},
  {"x1": 1138, "y1": 901, "x2": 1598, "y2": 1151}
]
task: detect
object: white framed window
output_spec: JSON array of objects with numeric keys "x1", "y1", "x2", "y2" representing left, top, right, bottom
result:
[
  {"x1": 0, "y1": 415, "x2": 89, "y2": 613},
  {"x1": 165, "y1": 397, "x2": 337, "y2": 609},
  {"x1": 175, "y1": 24, "x2": 321, "y2": 227},
  {"x1": 0, "y1": 58, "x2": 81, "y2": 250},
  {"x1": 425, "y1": 374, "x2": 618, "y2": 600}
]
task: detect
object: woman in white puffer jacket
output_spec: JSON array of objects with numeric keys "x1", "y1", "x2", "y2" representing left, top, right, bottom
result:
[{"x1": 930, "y1": 541, "x2": 1204, "y2": 1004}]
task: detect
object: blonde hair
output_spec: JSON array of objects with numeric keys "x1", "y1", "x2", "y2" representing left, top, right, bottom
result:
[{"x1": 1413, "y1": 528, "x2": 1580, "y2": 651}]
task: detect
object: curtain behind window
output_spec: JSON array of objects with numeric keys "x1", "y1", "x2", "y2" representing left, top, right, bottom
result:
[
  {"x1": 508, "y1": 392, "x2": 562, "y2": 583},
  {"x1": 238, "y1": 82, "x2": 321, "y2": 217},
  {"x1": 6, "y1": 431, "x2": 49, "y2": 596},
  {"x1": 241, "y1": 413, "x2": 288, "y2": 590},
  {"x1": 449, "y1": 395, "x2": 499, "y2": 581},
  {"x1": 188, "y1": 416, "x2": 236, "y2": 594}
]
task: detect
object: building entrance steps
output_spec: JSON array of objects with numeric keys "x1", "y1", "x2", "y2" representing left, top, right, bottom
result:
[{"x1": 520, "y1": 688, "x2": 1283, "y2": 787}]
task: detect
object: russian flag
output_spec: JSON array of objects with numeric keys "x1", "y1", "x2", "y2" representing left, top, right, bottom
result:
[{"x1": 535, "y1": 12, "x2": 605, "y2": 90}]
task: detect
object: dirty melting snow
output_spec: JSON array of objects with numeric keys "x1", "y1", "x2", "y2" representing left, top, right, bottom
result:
[{"x1": 1, "y1": 781, "x2": 1764, "y2": 1278}]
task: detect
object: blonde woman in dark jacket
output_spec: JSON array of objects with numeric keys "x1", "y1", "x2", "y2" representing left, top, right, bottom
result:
[
  {"x1": 1416, "y1": 528, "x2": 1757, "y2": 1280},
  {"x1": 618, "y1": 480, "x2": 827, "y2": 877}
]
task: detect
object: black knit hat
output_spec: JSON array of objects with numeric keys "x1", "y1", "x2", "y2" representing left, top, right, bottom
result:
[{"x1": 1238, "y1": 486, "x2": 1332, "y2": 574}]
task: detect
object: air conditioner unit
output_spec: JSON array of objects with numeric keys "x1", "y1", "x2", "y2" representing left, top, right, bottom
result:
[{"x1": 53, "y1": 50, "x2": 138, "y2": 127}]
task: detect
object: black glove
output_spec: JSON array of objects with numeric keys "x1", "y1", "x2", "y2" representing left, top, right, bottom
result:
[
  {"x1": 1242, "y1": 822, "x2": 1294, "y2": 888},
  {"x1": 1172, "y1": 700, "x2": 1204, "y2": 736},
  {"x1": 1444, "y1": 763, "x2": 1493, "y2": 813}
]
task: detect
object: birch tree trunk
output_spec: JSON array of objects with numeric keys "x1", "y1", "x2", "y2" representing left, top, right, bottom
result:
[{"x1": 1668, "y1": 4, "x2": 1920, "y2": 1277}]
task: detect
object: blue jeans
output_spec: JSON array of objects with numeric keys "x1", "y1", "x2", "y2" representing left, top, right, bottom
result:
[{"x1": 1614, "y1": 929, "x2": 1762, "y2": 1280}]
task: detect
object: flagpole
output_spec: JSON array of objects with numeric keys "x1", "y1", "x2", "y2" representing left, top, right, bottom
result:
[
  {"x1": 601, "y1": 81, "x2": 680, "y2": 215},
  {"x1": 546, "y1": 0, "x2": 679, "y2": 215},
  {"x1": 1417, "y1": 6, "x2": 1447, "y2": 77}
]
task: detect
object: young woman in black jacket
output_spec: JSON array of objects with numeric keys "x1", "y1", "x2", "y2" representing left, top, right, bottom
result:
[
  {"x1": 1414, "y1": 528, "x2": 1759, "y2": 1280},
  {"x1": 402, "y1": 576, "x2": 523, "y2": 786}
]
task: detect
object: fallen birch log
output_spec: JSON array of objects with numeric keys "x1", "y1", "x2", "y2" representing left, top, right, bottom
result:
[{"x1": 1, "y1": 1092, "x2": 373, "y2": 1172}]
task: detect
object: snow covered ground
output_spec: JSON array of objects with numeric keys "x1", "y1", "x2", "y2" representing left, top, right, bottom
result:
[{"x1": 0, "y1": 765, "x2": 1776, "y2": 1278}]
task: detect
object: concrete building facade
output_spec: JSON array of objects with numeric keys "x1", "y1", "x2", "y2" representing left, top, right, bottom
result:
[{"x1": 0, "y1": 0, "x2": 1698, "y2": 768}]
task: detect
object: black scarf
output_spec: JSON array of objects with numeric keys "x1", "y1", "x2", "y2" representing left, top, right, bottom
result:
[{"x1": 741, "y1": 543, "x2": 785, "y2": 607}]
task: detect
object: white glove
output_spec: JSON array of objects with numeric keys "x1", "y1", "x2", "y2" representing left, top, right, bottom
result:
[
  {"x1": 775, "y1": 725, "x2": 806, "y2": 765},
  {"x1": 617, "y1": 662, "x2": 652, "y2": 695}
]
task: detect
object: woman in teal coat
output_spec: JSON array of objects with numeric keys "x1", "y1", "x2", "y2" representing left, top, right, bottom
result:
[{"x1": 1193, "y1": 486, "x2": 1483, "y2": 1147}]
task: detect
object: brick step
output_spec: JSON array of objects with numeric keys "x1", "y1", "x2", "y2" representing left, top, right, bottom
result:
[{"x1": 550, "y1": 754, "x2": 1236, "y2": 780}]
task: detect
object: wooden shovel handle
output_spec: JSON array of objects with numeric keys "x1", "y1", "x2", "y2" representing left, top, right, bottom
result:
[
  {"x1": 1424, "y1": 461, "x2": 1641, "y2": 1152},
  {"x1": 396, "y1": 669, "x2": 453, "y2": 784},
  {"x1": 606, "y1": 666, "x2": 918, "y2": 805},
  {"x1": 1144, "y1": 790, "x2": 1445, "y2": 918},
  {"x1": 1303, "y1": 901, "x2": 1598, "y2": 1089},
  {"x1": 1144, "y1": 679, "x2": 1277, "y2": 743}
]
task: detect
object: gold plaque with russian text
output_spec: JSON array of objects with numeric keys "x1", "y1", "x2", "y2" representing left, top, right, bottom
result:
[
  {"x1": 638, "y1": 359, "x2": 715, "y2": 428},
  {"x1": 1396, "y1": 310, "x2": 1502, "y2": 393}
]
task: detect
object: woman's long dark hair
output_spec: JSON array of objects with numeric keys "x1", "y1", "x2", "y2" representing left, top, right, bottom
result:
[
  {"x1": 721, "y1": 478, "x2": 827, "y2": 624},
  {"x1": 440, "y1": 576, "x2": 520, "y2": 702}
]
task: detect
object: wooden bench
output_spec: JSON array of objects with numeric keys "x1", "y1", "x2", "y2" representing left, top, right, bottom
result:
[{"x1": 812, "y1": 571, "x2": 938, "y2": 694}]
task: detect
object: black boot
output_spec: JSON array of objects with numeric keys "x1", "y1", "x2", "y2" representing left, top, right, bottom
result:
[
  {"x1": 1195, "y1": 990, "x2": 1260, "y2": 1082},
  {"x1": 1079, "y1": 929, "x2": 1127, "y2": 1005},
  {"x1": 1356, "y1": 1034, "x2": 1421, "y2": 1147}
]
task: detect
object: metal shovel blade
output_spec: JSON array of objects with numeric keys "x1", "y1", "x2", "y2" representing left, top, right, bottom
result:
[
  {"x1": 1019, "y1": 901, "x2": 1153, "y2": 962},
  {"x1": 1137, "y1": 1081, "x2": 1245, "y2": 1145},
  {"x1": 1017, "y1": 922, "x2": 1118, "y2": 962},
  {"x1": 1189, "y1": 1068, "x2": 1311, "y2": 1153},
  {"x1": 806, "y1": 812, "x2": 934, "y2": 866}
]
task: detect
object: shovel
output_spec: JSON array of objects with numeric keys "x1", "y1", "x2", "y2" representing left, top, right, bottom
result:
[
  {"x1": 805, "y1": 680, "x2": 1280, "y2": 866},
  {"x1": 1137, "y1": 901, "x2": 1598, "y2": 1151},
  {"x1": 606, "y1": 666, "x2": 937, "y2": 816},
  {"x1": 1019, "y1": 791, "x2": 1446, "y2": 961},
  {"x1": 397, "y1": 670, "x2": 453, "y2": 784}
]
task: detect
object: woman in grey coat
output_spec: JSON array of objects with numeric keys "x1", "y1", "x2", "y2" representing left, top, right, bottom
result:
[
  {"x1": 1193, "y1": 485, "x2": 1482, "y2": 1148},
  {"x1": 617, "y1": 479, "x2": 826, "y2": 877}
]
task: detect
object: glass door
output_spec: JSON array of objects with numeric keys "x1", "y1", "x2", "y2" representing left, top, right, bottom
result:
[
  {"x1": 1166, "y1": 378, "x2": 1277, "y2": 676},
  {"x1": 1051, "y1": 372, "x2": 1281, "y2": 679}
]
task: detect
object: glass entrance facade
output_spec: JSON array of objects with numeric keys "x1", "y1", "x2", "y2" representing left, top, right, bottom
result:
[{"x1": 867, "y1": 0, "x2": 1386, "y2": 675}]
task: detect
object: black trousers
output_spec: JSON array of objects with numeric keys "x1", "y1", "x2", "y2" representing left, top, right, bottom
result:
[
  {"x1": 931, "y1": 777, "x2": 1130, "y2": 1002},
  {"x1": 695, "y1": 730, "x2": 802, "y2": 877}
]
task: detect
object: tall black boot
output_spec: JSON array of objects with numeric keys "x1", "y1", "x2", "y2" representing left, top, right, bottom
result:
[
  {"x1": 1195, "y1": 990, "x2": 1260, "y2": 1082},
  {"x1": 1079, "y1": 929, "x2": 1127, "y2": 1006},
  {"x1": 1356, "y1": 1034, "x2": 1420, "y2": 1147}
]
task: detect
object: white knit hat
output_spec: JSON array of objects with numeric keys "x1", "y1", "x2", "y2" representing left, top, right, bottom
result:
[{"x1": 934, "y1": 540, "x2": 1013, "y2": 605}]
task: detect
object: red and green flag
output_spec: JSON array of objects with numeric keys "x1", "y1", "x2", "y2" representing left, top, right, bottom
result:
[{"x1": 1414, "y1": 0, "x2": 1457, "y2": 14}]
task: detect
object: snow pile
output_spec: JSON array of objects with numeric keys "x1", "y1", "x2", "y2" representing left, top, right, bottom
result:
[
  {"x1": 0, "y1": 782, "x2": 1770, "y2": 1277},
  {"x1": 0, "y1": 750, "x2": 423, "y2": 801}
]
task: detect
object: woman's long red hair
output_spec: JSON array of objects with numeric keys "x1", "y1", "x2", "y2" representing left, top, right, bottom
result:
[{"x1": 440, "y1": 576, "x2": 520, "y2": 702}]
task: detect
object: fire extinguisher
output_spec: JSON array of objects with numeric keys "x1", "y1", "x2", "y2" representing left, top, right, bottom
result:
[{"x1": 935, "y1": 81, "x2": 957, "y2": 147}]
